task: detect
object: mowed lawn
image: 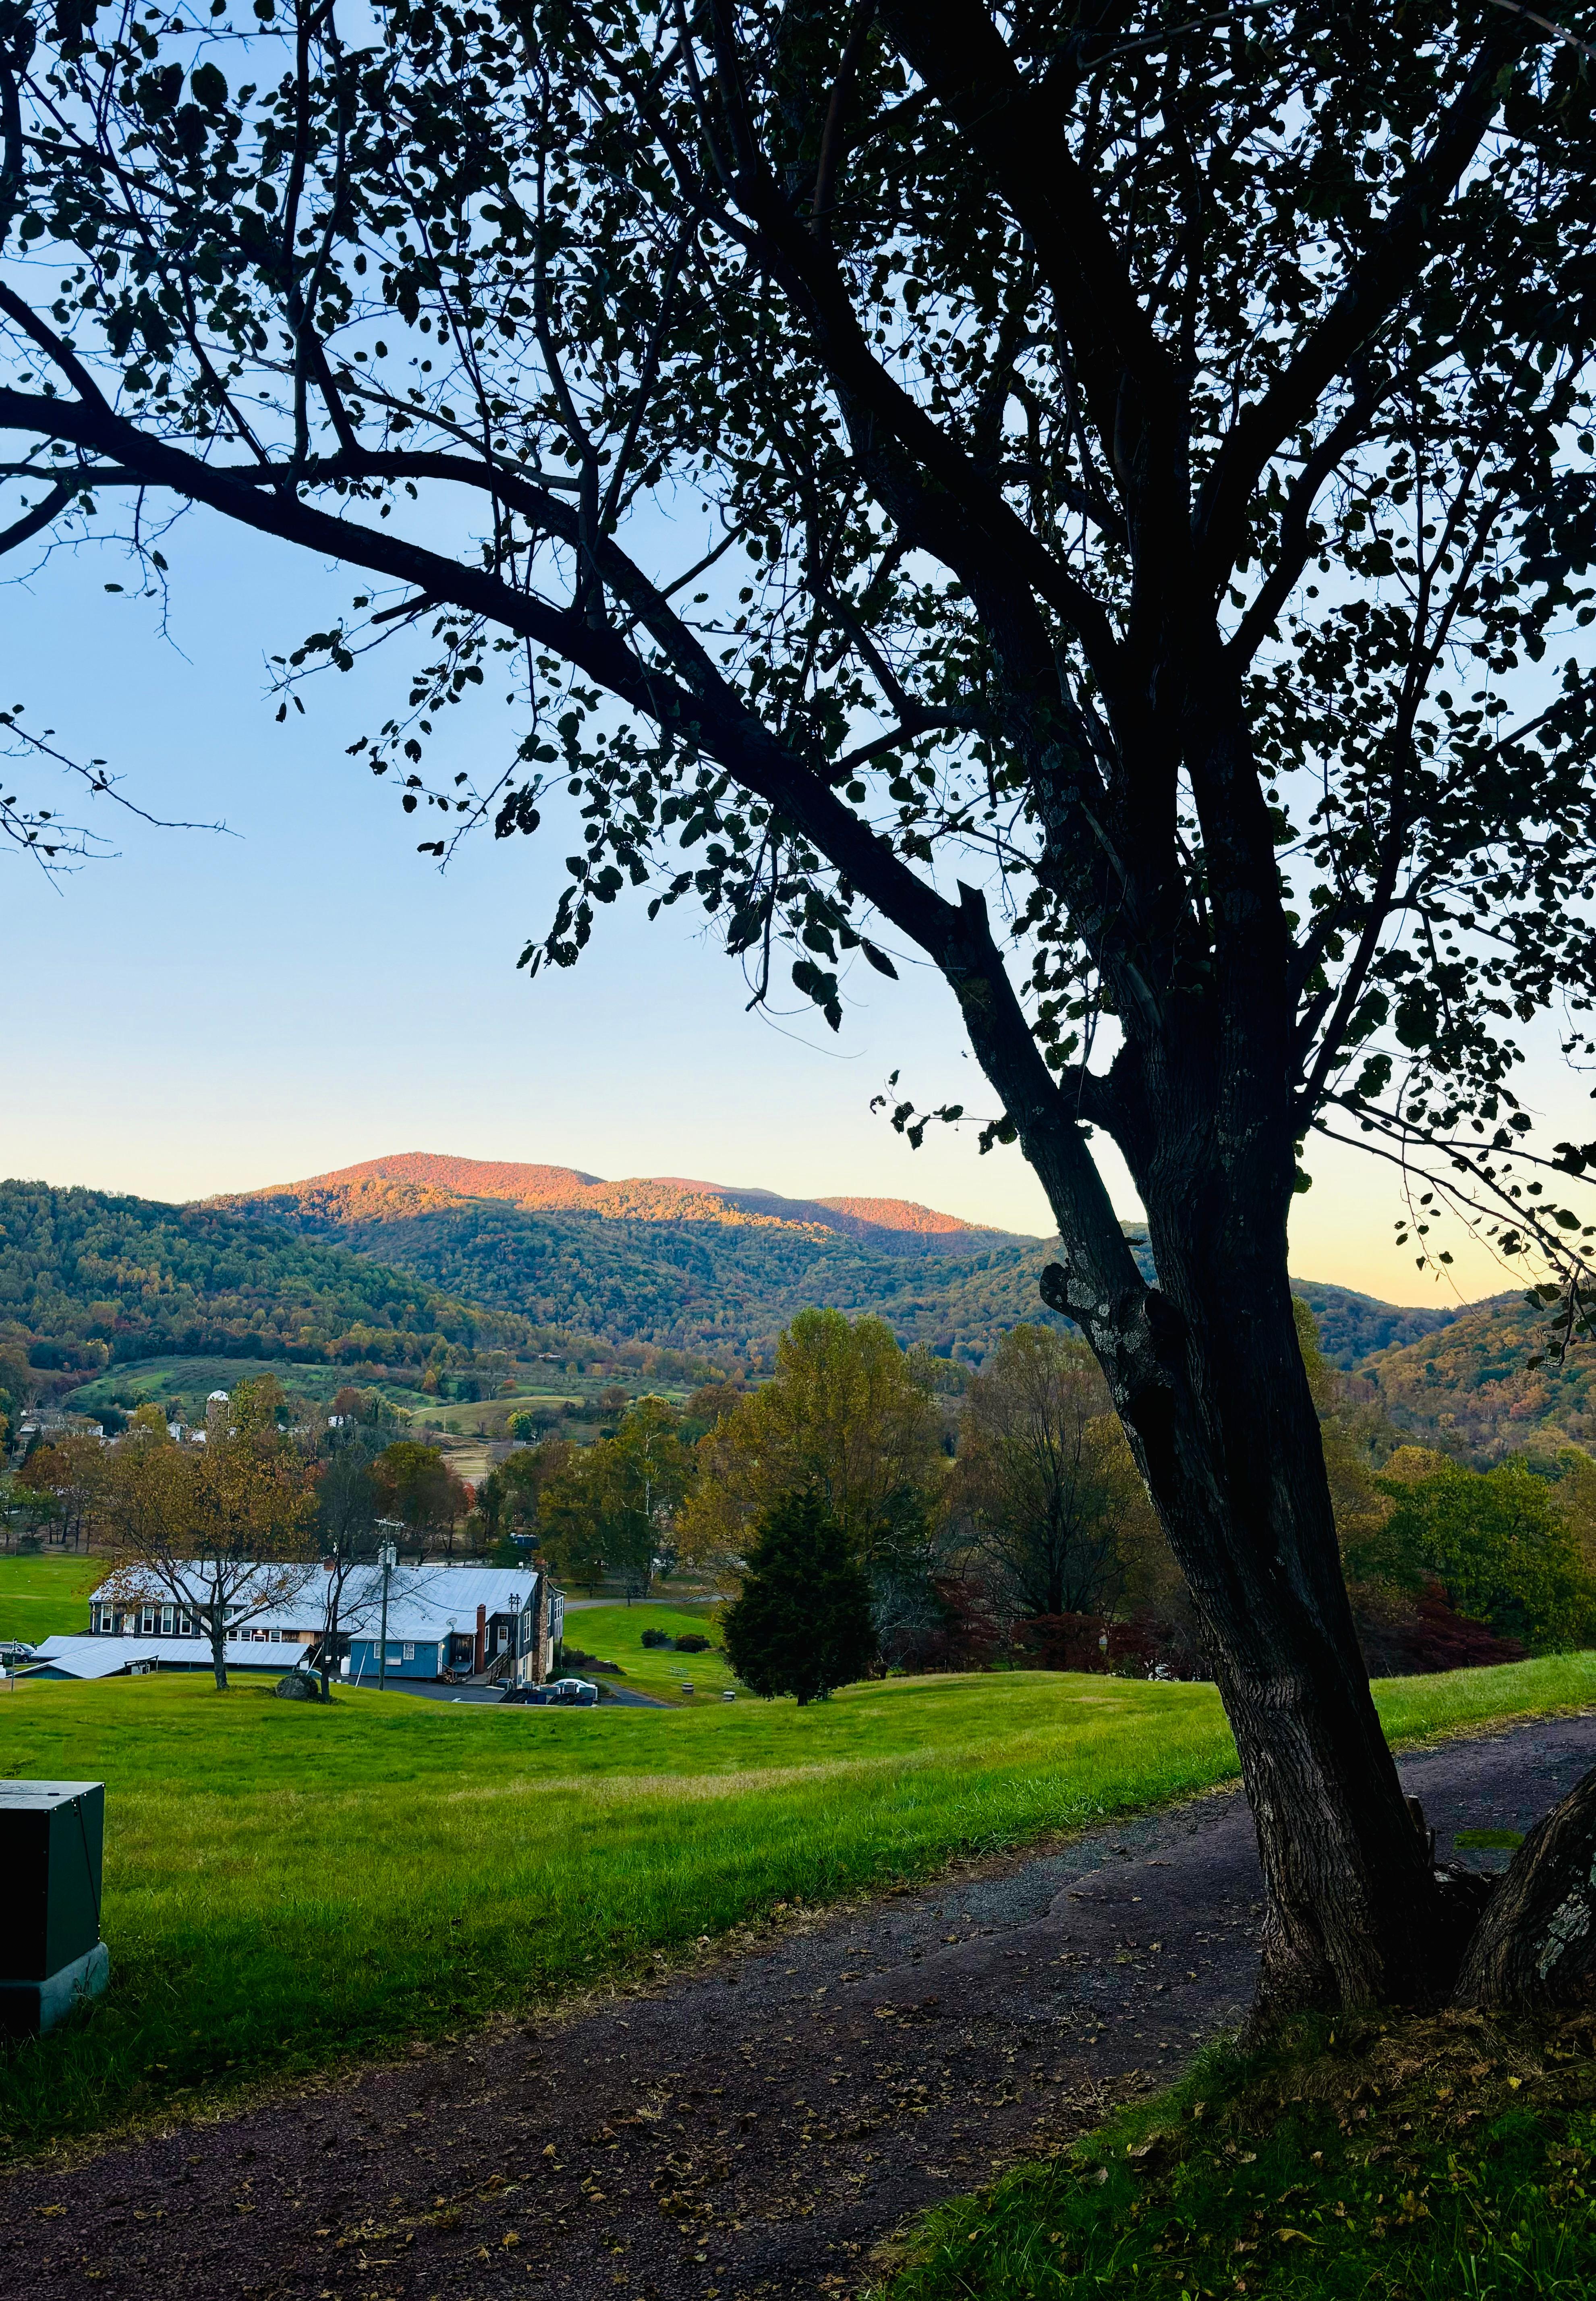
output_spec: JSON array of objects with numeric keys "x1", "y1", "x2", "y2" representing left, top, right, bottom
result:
[
  {"x1": 1, "y1": 1653, "x2": 1592, "y2": 2155},
  {"x1": 568, "y1": 1600, "x2": 738, "y2": 1702},
  {"x1": 0, "y1": 1554, "x2": 98, "y2": 1646}
]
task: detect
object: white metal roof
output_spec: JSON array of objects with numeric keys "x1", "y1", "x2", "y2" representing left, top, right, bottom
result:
[
  {"x1": 344, "y1": 1566, "x2": 543, "y2": 1641},
  {"x1": 87, "y1": 1563, "x2": 545, "y2": 1641},
  {"x1": 23, "y1": 1636, "x2": 302, "y2": 1679}
]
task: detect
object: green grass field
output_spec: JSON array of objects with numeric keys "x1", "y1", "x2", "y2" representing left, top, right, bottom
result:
[
  {"x1": 1, "y1": 1653, "x2": 1592, "y2": 2158},
  {"x1": 566, "y1": 1600, "x2": 736, "y2": 1702},
  {"x1": 0, "y1": 1554, "x2": 98, "y2": 1646}
]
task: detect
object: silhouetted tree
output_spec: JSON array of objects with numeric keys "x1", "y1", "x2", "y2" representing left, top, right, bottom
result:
[{"x1": 6, "y1": 0, "x2": 1596, "y2": 2006}]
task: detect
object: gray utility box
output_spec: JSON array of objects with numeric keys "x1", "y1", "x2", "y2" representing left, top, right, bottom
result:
[{"x1": 0, "y1": 1781, "x2": 110, "y2": 2038}]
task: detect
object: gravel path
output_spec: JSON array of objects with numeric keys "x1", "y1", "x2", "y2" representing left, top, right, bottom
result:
[{"x1": 8, "y1": 1710, "x2": 1594, "y2": 2301}]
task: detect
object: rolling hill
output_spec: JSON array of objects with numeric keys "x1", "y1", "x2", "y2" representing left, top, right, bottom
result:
[
  {"x1": 4, "y1": 1153, "x2": 1573, "y2": 1461},
  {"x1": 213, "y1": 1151, "x2": 1009, "y2": 1257},
  {"x1": 206, "y1": 1150, "x2": 1462, "y2": 1376},
  {"x1": 0, "y1": 1178, "x2": 533, "y2": 1381}
]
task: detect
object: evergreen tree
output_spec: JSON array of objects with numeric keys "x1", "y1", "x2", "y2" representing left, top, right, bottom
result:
[{"x1": 721, "y1": 1492, "x2": 877, "y2": 1707}]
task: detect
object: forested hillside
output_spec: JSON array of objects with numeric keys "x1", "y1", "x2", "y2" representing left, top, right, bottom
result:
[
  {"x1": 214, "y1": 1151, "x2": 1007, "y2": 1257},
  {"x1": 1360, "y1": 1294, "x2": 1596, "y2": 1463},
  {"x1": 1290, "y1": 1282, "x2": 1455, "y2": 1369},
  {"x1": 3, "y1": 1161, "x2": 1571, "y2": 1459},
  {"x1": 209, "y1": 1151, "x2": 1461, "y2": 1372},
  {"x1": 209, "y1": 1191, "x2": 1063, "y2": 1363},
  {"x1": 0, "y1": 1180, "x2": 531, "y2": 1378}
]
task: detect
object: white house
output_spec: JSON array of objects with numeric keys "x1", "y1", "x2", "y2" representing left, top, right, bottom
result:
[{"x1": 76, "y1": 1563, "x2": 563, "y2": 1685}]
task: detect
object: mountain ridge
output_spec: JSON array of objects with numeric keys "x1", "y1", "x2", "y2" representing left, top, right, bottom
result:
[
  {"x1": 199, "y1": 1151, "x2": 1464, "y2": 1374},
  {"x1": 1, "y1": 1161, "x2": 1573, "y2": 1461},
  {"x1": 207, "y1": 1150, "x2": 1017, "y2": 1259}
]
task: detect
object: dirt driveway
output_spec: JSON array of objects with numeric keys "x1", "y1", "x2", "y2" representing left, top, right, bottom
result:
[{"x1": 7, "y1": 1711, "x2": 1594, "y2": 2301}]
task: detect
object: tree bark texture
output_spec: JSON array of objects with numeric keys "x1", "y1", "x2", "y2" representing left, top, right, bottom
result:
[
  {"x1": 1457, "y1": 1766, "x2": 1596, "y2": 2011},
  {"x1": 1027, "y1": 1026, "x2": 1447, "y2": 2011}
]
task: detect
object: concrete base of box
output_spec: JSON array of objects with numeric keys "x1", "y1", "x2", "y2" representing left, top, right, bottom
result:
[{"x1": 0, "y1": 1940, "x2": 110, "y2": 2038}]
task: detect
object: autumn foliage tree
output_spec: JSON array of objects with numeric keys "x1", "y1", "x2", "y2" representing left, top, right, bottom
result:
[
  {"x1": 12, "y1": 1432, "x2": 105, "y2": 1551},
  {"x1": 680, "y1": 1308, "x2": 942, "y2": 1577},
  {"x1": 949, "y1": 1323, "x2": 1157, "y2": 1620},
  {"x1": 538, "y1": 1397, "x2": 692, "y2": 1596},
  {"x1": 369, "y1": 1439, "x2": 471, "y2": 1553},
  {"x1": 7, "y1": 0, "x2": 1596, "y2": 2006},
  {"x1": 101, "y1": 1378, "x2": 318, "y2": 1689}
]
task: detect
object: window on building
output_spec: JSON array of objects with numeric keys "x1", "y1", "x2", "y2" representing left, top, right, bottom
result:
[
  {"x1": 99, "y1": 1609, "x2": 116, "y2": 1635},
  {"x1": 160, "y1": 1607, "x2": 174, "y2": 1636},
  {"x1": 403, "y1": 1644, "x2": 415, "y2": 1660},
  {"x1": 179, "y1": 1613, "x2": 193, "y2": 1636},
  {"x1": 140, "y1": 1607, "x2": 155, "y2": 1636}
]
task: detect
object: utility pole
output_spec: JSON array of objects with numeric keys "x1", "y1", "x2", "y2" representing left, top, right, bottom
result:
[{"x1": 377, "y1": 1536, "x2": 397, "y2": 1691}]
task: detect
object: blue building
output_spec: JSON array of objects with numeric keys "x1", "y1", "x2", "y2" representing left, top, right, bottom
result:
[
  {"x1": 77, "y1": 1564, "x2": 563, "y2": 1688},
  {"x1": 341, "y1": 1566, "x2": 564, "y2": 1686}
]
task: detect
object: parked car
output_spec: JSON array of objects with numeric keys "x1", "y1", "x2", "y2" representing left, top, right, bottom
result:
[{"x1": 501, "y1": 1677, "x2": 599, "y2": 1708}]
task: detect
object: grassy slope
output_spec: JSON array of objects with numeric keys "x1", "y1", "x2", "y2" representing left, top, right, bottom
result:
[
  {"x1": 0, "y1": 1554, "x2": 97, "y2": 1644},
  {"x1": 1, "y1": 1654, "x2": 1592, "y2": 2155},
  {"x1": 62, "y1": 1355, "x2": 436, "y2": 1415},
  {"x1": 873, "y1": 2007, "x2": 1596, "y2": 2301},
  {"x1": 565, "y1": 1600, "x2": 736, "y2": 1703}
]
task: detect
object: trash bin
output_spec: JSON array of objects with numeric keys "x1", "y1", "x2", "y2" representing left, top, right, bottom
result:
[{"x1": 0, "y1": 1781, "x2": 110, "y2": 2037}]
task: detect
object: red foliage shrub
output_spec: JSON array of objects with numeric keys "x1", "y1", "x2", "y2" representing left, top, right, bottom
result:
[
  {"x1": 881, "y1": 1577, "x2": 1004, "y2": 1674},
  {"x1": 1014, "y1": 1611, "x2": 1210, "y2": 1679},
  {"x1": 1357, "y1": 1578, "x2": 1526, "y2": 1677},
  {"x1": 1016, "y1": 1612, "x2": 1112, "y2": 1671}
]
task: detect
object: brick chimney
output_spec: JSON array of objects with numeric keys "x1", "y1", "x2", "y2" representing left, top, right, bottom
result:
[{"x1": 474, "y1": 1602, "x2": 486, "y2": 1675}]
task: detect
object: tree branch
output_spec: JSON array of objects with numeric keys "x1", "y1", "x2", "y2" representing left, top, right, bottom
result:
[
  {"x1": 877, "y1": 0, "x2": 1176, "y2": 465},
  {"x1": 1196, "y1": 15, "x2": 1536, "y2": 592}
]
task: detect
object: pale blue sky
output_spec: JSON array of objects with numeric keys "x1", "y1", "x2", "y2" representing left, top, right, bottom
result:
[{"x1": 4, "y1": 502, "x2": 1587, "y2": 1305}]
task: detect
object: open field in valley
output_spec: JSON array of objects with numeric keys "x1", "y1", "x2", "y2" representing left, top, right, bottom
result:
[
  {"x1": 2, "y1": 1652, "x2": 1593, "y2": 2157},
  {"x1": 61, "y1": 1354, "x2": 437, "y2": 1415},
  {"x1": 0, "y1": 1555, "x2": 98, "y2": 1646},
  {"x1": 61, "y1": 1357, "x2": 697, "y2": 1434}
]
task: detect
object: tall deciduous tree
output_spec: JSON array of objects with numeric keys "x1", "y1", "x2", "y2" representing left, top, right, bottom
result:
[
  {"x1": 950, "y1": 1323, "x2": 1155, "y2": 1619},
  {"x1": 4, "y1": 0, "x2": 1596, "y2": 2005},
  {"x1": 680, "y1": 1308, "x2": 941, "y2": 1573},
  {"x1": 370, "y1": 1438, "x2": 469, "y2": 1552},
  {"x1": 539, "y1": 1397, "x2": 690, "y2": 1596},
  {"x1": 14, "y1": 1432, "x2": 105, "y2": 1551},
  {"x1": 102, "y1": 1378, "x2": 318, "y2": 1688},
  {"x1": 306, "y1": 1424, "x2": 380, "y2": 1696}
]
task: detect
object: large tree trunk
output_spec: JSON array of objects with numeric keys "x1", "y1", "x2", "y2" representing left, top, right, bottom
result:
[
  {"x1": 1035, "y1": 1100, "x2": 1449, "y2": 2012},
  {"x1": 1456, "y1": 1766, "x2": 1596, "y2": 2010}
]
